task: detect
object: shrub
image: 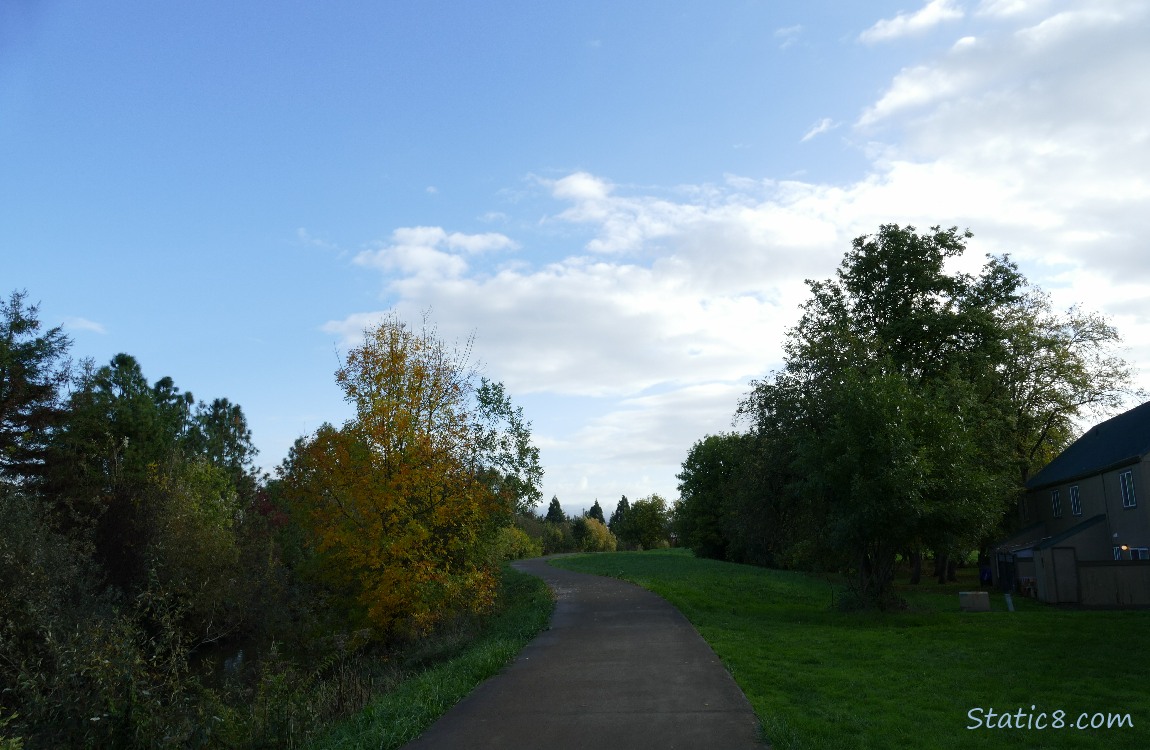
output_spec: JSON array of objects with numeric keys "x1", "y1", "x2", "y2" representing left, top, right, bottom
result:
[
  {"x1": 540, "y1": 522, "x2": 572, "y2": 555},
  {"x1": 574, "y1": 517, "x2": 617, "y2": 552},
  {"x1": 489, "y1": 525, "x2": 542, "y2": 562}
]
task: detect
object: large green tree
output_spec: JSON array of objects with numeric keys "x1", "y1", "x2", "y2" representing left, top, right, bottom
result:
[
  {"x1": 674, "y1": 433, "x2": 752, "y2": 561},
  {"x1": 43, "y1": 354, "x2": 259, "y2": 635},
  {"x1": 737, "y1": 225, "x2": 1133, "y2": 605}
]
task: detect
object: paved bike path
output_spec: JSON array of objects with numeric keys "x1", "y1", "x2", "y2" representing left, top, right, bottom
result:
[{"x1": 403, "y1": 556, "x2": 765, "y2": 749}]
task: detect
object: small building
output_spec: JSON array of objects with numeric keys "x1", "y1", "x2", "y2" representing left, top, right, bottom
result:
[{"x1": 993, "y1": 400, "x2": 1150, "y2": 606}]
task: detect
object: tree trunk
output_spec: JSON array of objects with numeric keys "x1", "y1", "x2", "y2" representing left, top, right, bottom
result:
[
  {"x1": 935, "y1": 552, "x2": 948, "y2": 585},
  {"x1": 909, "y1": 549, "x2": 922, "y2": 584}
]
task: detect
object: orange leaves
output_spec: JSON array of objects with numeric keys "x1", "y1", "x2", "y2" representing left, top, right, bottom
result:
[{"x1": 281, "y1": 315, "x2": 514, "y2": 640}]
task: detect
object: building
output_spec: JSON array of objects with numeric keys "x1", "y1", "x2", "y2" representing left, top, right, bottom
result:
[{"x1": 993, "y1": 400, "x2": 1150, "y2": 606}]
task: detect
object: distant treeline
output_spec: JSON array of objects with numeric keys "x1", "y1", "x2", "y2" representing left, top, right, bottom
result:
[{"x1": 517, "y1": 493, "x2": 674, "y2": 554}]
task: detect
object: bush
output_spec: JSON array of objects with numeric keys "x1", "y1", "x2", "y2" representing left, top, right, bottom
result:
[
  {"x1": 540, "y1": 522, "x2": 572, "y2": 555},
  {"x1": 572, "y1": 517, "x2": 617, "y2": 552},
  {"x1": 489, "y1": 525, "x2": 542, "y2": 562},
  {"x1": 0, "y1": 487, "x2": 233, "y2": 748}
]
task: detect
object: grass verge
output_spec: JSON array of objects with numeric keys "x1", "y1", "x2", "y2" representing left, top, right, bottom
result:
[
  {"x1": 552, "y1": 549, "x2": 1150, "y2": 750},
  {"x1": 307, "y1": 563, "x2": 553, "y2": 750}
]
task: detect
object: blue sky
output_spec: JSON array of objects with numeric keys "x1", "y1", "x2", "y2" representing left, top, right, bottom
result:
[{"x1": 4, "y1": 0, "x2": 1148, "y2": 516}]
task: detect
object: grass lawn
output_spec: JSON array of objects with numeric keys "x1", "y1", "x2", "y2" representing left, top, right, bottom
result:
[
  {"x1": 307, "y1": 564, "x2": 553, "y2": 750},
  {"x1": 552, "y1": 549, "x2": 1150, "y2": 750}
]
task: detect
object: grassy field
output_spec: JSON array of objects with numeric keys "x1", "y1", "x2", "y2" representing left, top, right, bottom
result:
[
  {"x1": 307, "y1": 564, "x2": 553, "y2": 750},
  {"x1": 552, "y1": 549, "x2": 1149, "y2": 750}
]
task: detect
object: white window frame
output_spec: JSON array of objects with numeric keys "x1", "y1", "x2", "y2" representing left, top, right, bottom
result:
[
  {"x1": 1070, "y1": 485, "x2": 1082, "y2": 516},
  {"x1": 1120, "y1": 470, "x2": 1137, "y2": 508},
  {"x1": 1132, "y1": 547, "x2": 1150, "y2": 561},
  {"x1": 1114, "y1": 546, "x2": 1124, "y2": 560},
  {"x1": 1051, "y1": 489, "x2": 1062, "y2": 518}
]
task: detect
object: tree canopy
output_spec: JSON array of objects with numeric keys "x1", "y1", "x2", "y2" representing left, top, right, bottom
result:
[{"x1": 681, "y1": 225, "x2": 1137, "y2": 607}]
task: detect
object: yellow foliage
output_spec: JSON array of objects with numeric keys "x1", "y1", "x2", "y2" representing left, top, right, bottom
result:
[
  {"x1": 581, "y1": 517, "x2": 617, "y2": 552},
  {"x1": 282, "y1": 315, "x2": 513, "y2": 639}
]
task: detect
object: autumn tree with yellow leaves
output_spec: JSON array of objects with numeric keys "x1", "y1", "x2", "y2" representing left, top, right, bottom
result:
[{"x1": 279, "y1": 314, "x2": 542, "y2": 640}]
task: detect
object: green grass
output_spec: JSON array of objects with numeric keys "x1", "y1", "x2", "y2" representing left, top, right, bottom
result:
[
  {"x1": 552, "y1": 549, "x2": 1150, "y2": 750},
  {"x1": 307, "y1": 564, "x2": 553, "y2": 750}
]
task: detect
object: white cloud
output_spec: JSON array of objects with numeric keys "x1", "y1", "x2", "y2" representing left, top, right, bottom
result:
[
  {"x1": 444, "y1": 231, "x2": 518, "y2": 254},
  {"x1": 976, "y1": 0, "x2": 1051, "y2": 18},
  {"x1": 800, "y1": 117, "x2": 838, "y2": 142},
  {"x1": 859, "y1": 0, "x2": 965, "y2": 44},
  {"x1": 332, "y1": 1, "x2": 1150, "y2": 509},
  {"x1": 352, "y1": 226, "x2": 518, "y2": 280},
  {"x1": 62, "y1": 316, "x2": 106, "y2": 334},
  {"x1": 858, "y1": 63, "x2": 979, "y2": 127},
  {"x1": 774, "y1": 24, "x2": 803, "y2": 49}
]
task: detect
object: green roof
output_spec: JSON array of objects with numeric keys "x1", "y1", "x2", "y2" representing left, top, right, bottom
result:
[{"x1": 1026, "y1": 401, "x2": 1150, "y2": 491}]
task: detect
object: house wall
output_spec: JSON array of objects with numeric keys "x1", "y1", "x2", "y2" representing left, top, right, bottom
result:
[
  {"x1": 1030, "y1": 474, "x2": 1107, "y2": 551},
  {"x1": 1025, "y1": 456, "x2": 1150, "y2": 562},
  {"x1": 1101, "y1": 456, "x2": 1150, "y2": 555},
  {"x1": 1034, "y1": 546, "x2": 1089, "y2": 603},
  {"x1": 1028, "y1": 522, "x2": 1109, "y2": 603},
  {"x1": 1078, "y1": 561, "x2": 1150, "y2": 606},
  {"x1": 1034, "y1": 549, "x2": 1055, "y2": 602}
]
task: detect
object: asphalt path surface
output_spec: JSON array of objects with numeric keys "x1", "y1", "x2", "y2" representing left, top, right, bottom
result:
[{"x1": 402, "y1": 556, "x2": 765, "y2": 749}]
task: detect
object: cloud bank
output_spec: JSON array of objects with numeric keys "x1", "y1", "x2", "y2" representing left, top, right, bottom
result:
[{"x1": 325, "y1": 1, "x2": 1150, "y2": 510}]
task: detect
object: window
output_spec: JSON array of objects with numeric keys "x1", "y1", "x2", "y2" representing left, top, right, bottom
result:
[
  {"x1": 1051, "y1": 489, "x2": 1062, "y2": 518},
  {"x1": 1120, "y1": 470, "x2": 1137, "y2": 508},
  {"x1": 1070, "y1": 485, "x2": 1082, "y2": 516},
  {"x1": 1133, "y1": 548, "x2": 1150, "y2": 561},
  {"x1": 1114, "y1": 546, "x2": 1124, "y2": 560}
]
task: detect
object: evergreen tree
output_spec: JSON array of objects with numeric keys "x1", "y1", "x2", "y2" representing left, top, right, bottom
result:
[
  {"x1": 0, "y1": 290, "x2": 71, "y2": 483},
  {"x1": 588, "y1": 499, "x2": 605, "y2": 524},
  {"x1": 608, "y1": 495, "x2": 630, "y2": 534},
  {"x1": 544, "y1": 495, "x2": 566, "y2": 524}
]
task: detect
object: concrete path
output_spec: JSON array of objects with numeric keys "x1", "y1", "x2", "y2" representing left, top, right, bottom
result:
[{"x1": 402, "y1": 557, "x2": 765, "y2": 749}]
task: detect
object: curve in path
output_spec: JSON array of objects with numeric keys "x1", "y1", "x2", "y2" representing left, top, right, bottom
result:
[{"x1": 402, "y1": 556, "x2": 765, "y2": 749}]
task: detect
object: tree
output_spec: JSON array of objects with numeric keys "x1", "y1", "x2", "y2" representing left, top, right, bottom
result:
[
  {"x1": 674, "y1": 433, "x2": 751, "y2": 560},
  {"x1": 281, "y1": 313, "x2": 541, "y2": 639},
  {"x1": 474, "y1": 379, "x2": 544, "y2": 515},
  {"x1": 733, "y1": 225, "x2": 1136, "y2": 606},
  {"x1": 544, "y1": 495, "x2": 566, "y2": 524},
  {"x1": 183, "y1": 396, "x2": 260, "y2": 507},
  {"x1": 0, "y1": 290, "x2": 71, "y2": 483},
  {"x1": 587, "y1": 499, "x2": 605, "y2": 524},
  {"x1": 42, "y1": 353, "x2": 261, "y2": 641},
  {"x1": 45, "y1": 353, "x2": 182, "y2": 590},
  {"x1": 747, "y1": 227, "x2": 1024, "y2": 604},
  {"x1": 608, "y1": 495, "x2": 630, "y2": 534},
  {"x1": 617, "y1": 494, "x2": 671, "y2": 550},
  {"x1": 985, "y1": 291, "x2": 1135, "y2": 486}
]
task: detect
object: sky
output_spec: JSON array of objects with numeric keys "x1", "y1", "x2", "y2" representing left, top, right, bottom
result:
[{"x1": 3, "y1": 0, "x2": 1148, "y2": 517}]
